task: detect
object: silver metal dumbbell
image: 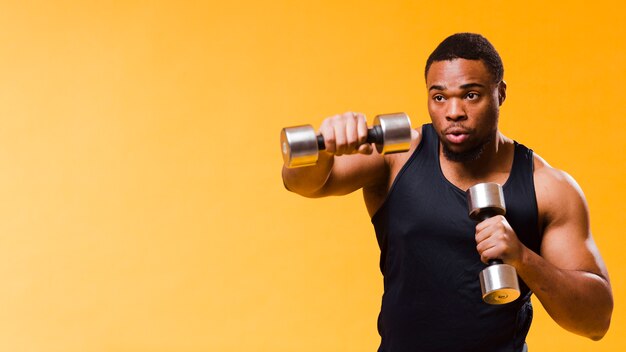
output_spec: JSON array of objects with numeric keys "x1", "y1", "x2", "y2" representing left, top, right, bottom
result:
[
  {"x1": 280, "y1": 112, "x2": 412, "y2": 168},
  {"x1": 466, "y1": 182, "x2": 521, "y2": 305}
]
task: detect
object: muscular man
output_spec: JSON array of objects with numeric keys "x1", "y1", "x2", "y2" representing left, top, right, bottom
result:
[{"x1": 282, "y1": 33, "x2": 612, "y2": 351}]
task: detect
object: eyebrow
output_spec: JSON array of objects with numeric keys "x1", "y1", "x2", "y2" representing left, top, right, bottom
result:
[
  {"x1": 428, "y1": 82, "x2": 486, "y2": 92},
  {"x1": 460, "y1": 83, "x2": 486, "y2": 90},
  {"x1": 428, "y1": 84, "x2": 445, "y2": 92}
]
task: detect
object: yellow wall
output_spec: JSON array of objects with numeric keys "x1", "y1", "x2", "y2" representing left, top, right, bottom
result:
[{"x1": 0, "y1": 1, "x2": 623, "y2": 351}]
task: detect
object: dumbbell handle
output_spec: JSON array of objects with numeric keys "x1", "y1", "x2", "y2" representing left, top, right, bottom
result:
[
  {"x1": 315, "y1": 125, "x2": 384, "y2": 150},
  {"x1": 476, "y1": 210, "x2": 505, "y2": 266}
]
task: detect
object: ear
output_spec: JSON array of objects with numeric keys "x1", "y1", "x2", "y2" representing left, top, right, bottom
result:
[{"x1": 498, "y1": 80, "x2": 507, "y2": 106}]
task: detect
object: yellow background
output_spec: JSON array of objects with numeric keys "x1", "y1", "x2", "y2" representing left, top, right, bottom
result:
[{"x1": 0, "y1": 1, "x2": 624, "y2": 351}]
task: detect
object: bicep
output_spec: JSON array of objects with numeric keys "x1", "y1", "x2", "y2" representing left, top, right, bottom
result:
[
  {"x1": 537, "y1": 170, "x2": 609, "y2": 279},
  {"x1": 312, "y1": 152, "x2": 388, "y2": 197}
]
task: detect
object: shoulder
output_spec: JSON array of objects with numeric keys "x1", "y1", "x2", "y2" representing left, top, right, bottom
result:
[
  {"x1": 363, "y1": 126, "x2": 424, "y2": 217},
  {"x1": 386, "y1": 125, "x2": 424, "y2": 171},
  {"x1": 533, "y1": 154, "x2": 585, "y2": 200},
  {"x1": 532, "y1": 153, "x2": 589, "y2": 229}
]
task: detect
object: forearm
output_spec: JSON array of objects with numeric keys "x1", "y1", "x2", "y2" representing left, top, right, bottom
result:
[
  {"x1": 515, "y1": 247, "x2": 613, "y2": 340},
  {"x1": 282, "y1": 152, "x2": 334, "y2": 197}
]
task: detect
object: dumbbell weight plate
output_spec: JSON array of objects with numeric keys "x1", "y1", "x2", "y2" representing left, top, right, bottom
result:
[
  {"x1": 480, "y1": 264, "x2": 521, "y2": 304},
  {"x1": 280, "y1": 125, "x2": 319, "y2": 168},
  {"x1": 466, "y1": 182, "x2": 506, "y2": 221},
  {"x1": 374, "y1": 112, "x2": 412, "y2": 154}
]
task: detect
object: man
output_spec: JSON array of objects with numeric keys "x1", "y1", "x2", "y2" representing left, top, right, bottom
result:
[{"x1": 282, "y1": 33, "x2": 612, "y2": 351}]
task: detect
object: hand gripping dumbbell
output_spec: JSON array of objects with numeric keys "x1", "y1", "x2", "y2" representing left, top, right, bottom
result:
[
  {"x1": 466, "y1": 182, "x2": 521, "y2": 305},
  {"x1": 280, "y1": 112, "x2": 412, "y2": 168}
]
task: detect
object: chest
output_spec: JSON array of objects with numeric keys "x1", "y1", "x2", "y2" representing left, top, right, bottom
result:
[{"x1": 439, "y1": 152, "x2": 515, "y2": 192}]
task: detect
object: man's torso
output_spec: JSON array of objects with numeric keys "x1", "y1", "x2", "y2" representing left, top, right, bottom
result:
[{"x1": 369, "y1": 123, "x2": 541, "y2": 351}]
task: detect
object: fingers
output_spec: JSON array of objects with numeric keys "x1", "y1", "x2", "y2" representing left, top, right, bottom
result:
[
  {"x1": 475, "y1": 215, "x2": 505, "y2": 240},
  {"x1": 475, "y1": 216, "x2": 521, "y2": 264},
  {"x1": 319, "y1": 111, "x2": 370, "y2": 156},
  {"x1": 356, "y1": 113, "x2": 368, "y2": 145},
  {"x1": 319, "y1": 119, "x2": 337, "y2": 154},
  {"x1": 333, "y1": 115, "x2": 348, "y2": 155},
  {"x1": 344, "y1": 113, "x2": 358, "y2": 153},
  {"x1": 356, "y1": 113, "x2": 373, "y2": 154},
  {"x1": 476, "y1": 236, "x2": 507, "y2": 264}
]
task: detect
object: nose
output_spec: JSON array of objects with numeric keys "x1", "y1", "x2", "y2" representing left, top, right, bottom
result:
[{"x1": 446, "y1": 98, "x2": 466, "y2": 122}]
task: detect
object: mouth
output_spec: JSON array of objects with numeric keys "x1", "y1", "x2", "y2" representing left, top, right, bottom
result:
[
  {"x1": 444, "y1": 126, "x2": 471, "y2": 144},
  {"x1": 446, "y1": 133, "x2": 468, "y2": 144}
]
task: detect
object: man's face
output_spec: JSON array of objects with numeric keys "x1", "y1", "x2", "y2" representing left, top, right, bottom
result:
[{"x1": 425, "y1": 59, "x2": 505, "y2": 162}]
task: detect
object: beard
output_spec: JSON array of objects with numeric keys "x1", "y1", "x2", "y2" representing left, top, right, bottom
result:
[{"x1": 441, "y1": 134, "x2": 493, "y2": 163}]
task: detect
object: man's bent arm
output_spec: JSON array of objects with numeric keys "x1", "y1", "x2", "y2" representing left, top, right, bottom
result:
[{"x1": 515, "y1": 166, "x2": 613, "y2": 340}]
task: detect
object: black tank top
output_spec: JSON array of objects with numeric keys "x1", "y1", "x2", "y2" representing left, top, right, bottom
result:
[{"x1": 371, "y1": 124, "x2": 542, "y2": 352}]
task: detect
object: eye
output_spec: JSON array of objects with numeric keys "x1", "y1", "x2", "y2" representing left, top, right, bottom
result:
[
  {"x1": 433, "y1": 95, "x2": 445, "y2": 102},
  {"x1": 466, "y1": 92, "x2": 479, "y2": 100}
]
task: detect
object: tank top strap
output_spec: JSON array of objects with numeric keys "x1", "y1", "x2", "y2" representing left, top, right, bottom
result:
[
  {"x1": 505, "y1": 141, "x2": 535, "y2": 187},
  {"x1": 421, "y1": 123, "x2": 439, "y2": 159},
  {"x1": 370, "y1": 123, "x2": 437, "y2": 223},
  {"x1": 503, "y1": 141, "x2": 541, "y2": 254}
]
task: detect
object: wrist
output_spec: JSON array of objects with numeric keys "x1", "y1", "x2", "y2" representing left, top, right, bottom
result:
[{"x1": 510, "y1": 244, "x2": 531, "y2": 271}]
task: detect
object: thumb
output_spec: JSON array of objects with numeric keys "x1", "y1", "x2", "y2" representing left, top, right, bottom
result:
[{"x1": 358, "y1": 144, "x2": 374, "y2": 155}]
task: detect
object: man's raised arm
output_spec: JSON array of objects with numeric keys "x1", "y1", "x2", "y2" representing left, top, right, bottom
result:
[{"x1": 282, "y1": 112, "x2": 389, "y2": 198}]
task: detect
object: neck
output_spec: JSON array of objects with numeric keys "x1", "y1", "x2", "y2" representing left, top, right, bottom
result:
[{"x1": 439, "y1": 131, "x2": 514, "y2": 189}]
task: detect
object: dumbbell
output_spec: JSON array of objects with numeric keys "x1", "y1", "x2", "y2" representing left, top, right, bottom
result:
[
  {"x1": 466, "y1": 182, "x2": 520, "y2": 305},
  {"x1": 280, "y1": 112, "x2": 412, "y2": 168}
]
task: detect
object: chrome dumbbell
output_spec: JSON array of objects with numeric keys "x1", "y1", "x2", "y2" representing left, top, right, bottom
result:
[
  {"x1": 466, "y1": 182, "x2": 521, "y2": 305},
  {"x1": 280, "y1": 112, "x2": 412, "y2": 168}
]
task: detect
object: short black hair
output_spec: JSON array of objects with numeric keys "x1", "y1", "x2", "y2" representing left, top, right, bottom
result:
[{"x1": 425, "y1": 33, "x2": 504, "y2": 82}]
